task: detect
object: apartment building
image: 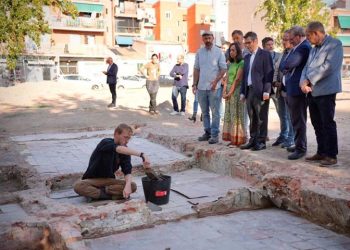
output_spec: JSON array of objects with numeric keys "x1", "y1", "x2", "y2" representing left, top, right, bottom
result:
[
  {"x1": 187, "y1": 2, "x2": 214, "y2": 53},
  {"x1": 227, "y1": 0, "x2": 269, "y2": 44},
  {"x1": 153, "y1": 0, "x2": 188, "y2": 50},
  {"x1": 114, "y1": 0, "x2": 156, "y2": 46},
  {"x1": 330, "y1": 0, "x2": 350, "y2": 67}
]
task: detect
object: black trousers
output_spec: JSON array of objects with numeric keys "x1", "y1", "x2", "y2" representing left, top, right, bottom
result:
[
  {"x1": 308, "y1": 93, "x2": 338, "y2": 158},
  {"x1": 246, "y1": 87, "x2": 269, "y2": 144},
  {"x1": 108, "y1": 84, "x2": 116, "y2": 104},
  {"x1": 286, "y1": 95, "x2": 308, "y2": 153}
]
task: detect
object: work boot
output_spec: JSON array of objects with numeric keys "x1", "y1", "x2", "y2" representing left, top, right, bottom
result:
[
  {"x1": 208, "y1": 136, "x2": 219, "y2": 144},
  {"x1": 198, "y1": 133, "x2": 211, "y2": 141}
]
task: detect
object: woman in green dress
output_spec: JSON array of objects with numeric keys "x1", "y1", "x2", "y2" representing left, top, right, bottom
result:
[{"x1": 222, "y1": 42, "x2": 246, "y2": 146}]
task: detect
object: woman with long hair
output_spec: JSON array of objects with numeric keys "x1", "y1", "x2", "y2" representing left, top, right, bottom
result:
[{"x1": 222, "y1": 42, "x2": 246, "y2": 146}]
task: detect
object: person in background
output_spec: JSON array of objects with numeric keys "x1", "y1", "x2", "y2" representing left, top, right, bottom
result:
[
  {"x1": 280, "y1": 26, "x2": 311, "y2": 160},
  {"x1": 228, "y1": 30, "x2": 250, "y2": 138},
  {"x1": 140, "y1": 54, "x2": 160, "y2": 115},
  {"x1": 169, "y1": 54, "x2": 189, "y2": 116},
  {"x1": 222, "y1": 42, "x2": 246, "y2": 146},
  {"x1": 103, "y1": 57, "x2": 118, "y2": 108},
  {"x1": 262, "y1": 37, "x2": 287, "y2": 145},
  {"x1": 272, "y1": 30, "x2": 295, "y2": 149}
]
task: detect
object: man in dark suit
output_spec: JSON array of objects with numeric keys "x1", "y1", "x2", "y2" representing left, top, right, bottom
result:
[
  {"x1": 280, "y1": 26, "x2": 311, "y2": 160},
  {"x1": 103, "y1": 57, "x2": 118, "y2": 108},
  {"x1": 240, "y1": 32, "x2": 274, "y2": 151}
]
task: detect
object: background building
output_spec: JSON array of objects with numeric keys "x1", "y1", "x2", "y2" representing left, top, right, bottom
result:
[
  {"x1": 153, "y1": 0, "x2": 188, "y2": 51},
  {"x1": 330, "y1": 0, "x2": 350, "y2": 76},
  {"x1": 187, "y1": 2, "x2": 214, "y2": 53},
  {"x1": 227, "y1": 0, "x2": 268, "y2": 44}
]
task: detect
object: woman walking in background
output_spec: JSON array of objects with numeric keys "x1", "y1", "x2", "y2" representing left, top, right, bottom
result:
[
  {"x1": 140, "y1": 54, "x2": 160, "y2": 115},
  {"x1": 222, "y1": 42, "x2": 246, "y2": 146}
]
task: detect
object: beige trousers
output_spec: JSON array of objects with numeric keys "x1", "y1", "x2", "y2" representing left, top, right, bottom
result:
[{"x1": 73, "y1": 178, "x2": 137, "y2": 199}]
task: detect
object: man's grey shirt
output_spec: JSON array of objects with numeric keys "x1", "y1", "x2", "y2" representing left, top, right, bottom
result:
[{"x1": 194, "y1": 46, "x2": 227, "y2": 90}]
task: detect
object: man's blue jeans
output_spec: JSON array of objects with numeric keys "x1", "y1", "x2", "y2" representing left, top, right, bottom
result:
[
  {"x1": 172, "y1": 86, "x2": 187, "y2": 112},
  {"x1": 197, "y1": 88, "x2": 222, "y2": 137},
  {"x1": 193, "y1": 92, "x2": 199, "y2": 114},
  {"x1": 272, "y1": 94, "x2": 294, "y2": 144}
]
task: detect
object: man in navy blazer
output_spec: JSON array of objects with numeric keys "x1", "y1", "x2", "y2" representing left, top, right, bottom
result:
[
  {"x1": 240, "y1": 32, "x2": 274, "y2": 151},
  {"x1": 300, "y1": 21, "x2": 343, "y2": 167},
  {"x1": 103, "y1": 57, "x2": 118, "y2": 108},
  {"x1": 280, "y1": 26, "x2": 311, "y2": 160}
]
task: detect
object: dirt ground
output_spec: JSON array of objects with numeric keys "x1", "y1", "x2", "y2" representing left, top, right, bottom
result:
[{"x1": 1, "y1": 80, "x2": 350, "y2": 142}]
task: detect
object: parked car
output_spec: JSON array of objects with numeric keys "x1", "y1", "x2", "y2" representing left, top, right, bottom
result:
[
  {"x1": 56, "y1": 74, "x2": 102, "y2": 90},
  {"x1": 159, "y1": 75, "x2": 174, "y2": 85},
  {"x1": 118, "y1": 75, "x2": 146, "y2": 89},
  {"x1": 342, "y1": 64, "x2": 350, "y2": 79}
]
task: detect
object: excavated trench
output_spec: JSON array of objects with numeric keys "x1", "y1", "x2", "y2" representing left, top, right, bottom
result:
[{"x1": 1, "y1": 132, "x2": 349, "y2": 249}]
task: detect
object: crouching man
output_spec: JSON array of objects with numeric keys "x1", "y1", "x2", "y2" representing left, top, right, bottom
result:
[{"x1": 74, "y1": 123, "x2": 151, "y2": 201}]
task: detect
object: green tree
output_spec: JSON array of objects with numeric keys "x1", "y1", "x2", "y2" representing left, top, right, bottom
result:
[
  {"x1": 255, "y1": 0, "x2": 333, "y2": 46},
  {"x1": 0, "y1": 0, "x2": 77, "y2": 70}
]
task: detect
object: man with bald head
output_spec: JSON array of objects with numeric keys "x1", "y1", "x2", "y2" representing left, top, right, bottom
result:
[{"x1": 103, "y1": 57, "x2": 118, "y2": 108}]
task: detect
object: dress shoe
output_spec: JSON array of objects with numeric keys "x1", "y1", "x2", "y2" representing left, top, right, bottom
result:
[
  {"x1": 281, "y1": 142, "x2": 294, "y2": 148},
  {"x1": 188, "y1": 116, "x2": 196, "y2": 123},
  {"x1": 208, "y1": 136, "x2": 219, "y2": 144},
  {"x1": 272, "y1": 138, "x2": 284, "y2": 146},
  {"x1": 240, "y1": 141, "x2": 255, "y2": 150},
  {"x1": 305, "y1": 153, "x2": 326, "y2": 162},
  {"x1": 286, "y1": 145, "x2": 296, "y2": 152},
  {"x1": 251, "y1": 143, "x2": 266, "y2": 151},
  {"x1": 319, "y1": 157, "x2": 337, "y2": 167},
  {"x1": 198, "y1": 133, "x2": 211, "y2": 141},
  {"x1": 288, "y1": 151, "x2": 306, "y2": 160}
]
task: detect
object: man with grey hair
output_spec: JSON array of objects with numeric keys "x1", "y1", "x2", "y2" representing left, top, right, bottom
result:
[
  {"x1": 280, "y1": 26, "x2": 311, "y2": 160},
  {"x1": 193, "y1": 30, "x2": 227, "y2": 144},
  {"x1": 300, "y1": 21, "x2": 343, "y2": 167}
]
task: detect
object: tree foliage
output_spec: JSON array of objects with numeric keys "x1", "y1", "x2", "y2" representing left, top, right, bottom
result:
[
  {"x1": 255, "y1": 0, "x2": 332, "y2": 46},
  {"x1": 0, "y1": 0, "x2": 77, "y2": 70}
]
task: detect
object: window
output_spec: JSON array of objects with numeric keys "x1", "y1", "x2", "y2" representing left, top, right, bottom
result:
[
  {"x1": 165, "y1": 11, "x2": 171, "y2": 20},
  {"x1": 115, "y1": 17, "x2": 141, "y2": 33},
  {"x1": 84, "y1": 35, "x2": 95, "y2": 45}
]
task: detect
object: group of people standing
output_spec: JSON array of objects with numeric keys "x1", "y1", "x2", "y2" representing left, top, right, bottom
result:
[{"x1": 193, "y1": 21, "x2": 343, "y2": 167}]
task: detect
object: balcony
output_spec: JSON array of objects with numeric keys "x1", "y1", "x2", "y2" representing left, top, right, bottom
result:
[
  {"x1": 49, "y1": 16, "x2": 105, "y2": 32},
  {"x1": 115, "y1": 1, "x2": 138, "y2": 17},
  {"x1": 116, "y1": 26, "x2": 140, "y2": 35}
]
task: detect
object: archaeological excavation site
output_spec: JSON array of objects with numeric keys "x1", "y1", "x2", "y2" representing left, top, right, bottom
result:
[{"x1": 0, "y1": 127, "x2": 349, "y2": 250}]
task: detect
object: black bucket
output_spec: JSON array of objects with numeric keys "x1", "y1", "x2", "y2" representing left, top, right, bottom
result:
[{"x1": 142, "y1": 175, "x2": 171, "y2": 205}]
